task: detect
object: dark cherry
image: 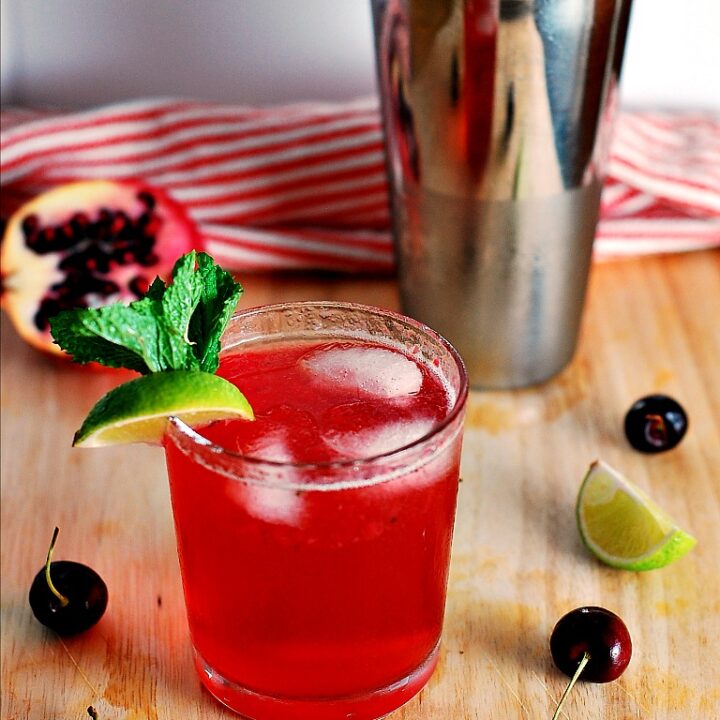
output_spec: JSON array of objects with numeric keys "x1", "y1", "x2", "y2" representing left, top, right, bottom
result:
[
  {"x1": 551, "y1": 606, "x2": 632, "y2": 683},
  {"x1": 29, "y1": 528, "x2": 108, "y2": 636},
  {"x1": 549, "y1": 607, "x2": 632, "y2": 719},
  {"x1": 624, "y1": 394, "x2": 688, "y2": 453}
]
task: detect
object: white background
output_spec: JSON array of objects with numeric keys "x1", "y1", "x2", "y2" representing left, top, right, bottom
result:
[{"x1": 1, "y1": 0, "x2": 719, "y2": 112}]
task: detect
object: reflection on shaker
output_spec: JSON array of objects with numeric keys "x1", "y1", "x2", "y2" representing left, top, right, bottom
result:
[
  {"x1": 372, "y1": 0, "x2": 634, "y2": 388},
  {"x1": 480, "y1": 3, "x2": 564, "y2": 200}
]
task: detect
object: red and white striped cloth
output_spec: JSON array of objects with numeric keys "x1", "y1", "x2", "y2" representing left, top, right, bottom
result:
[{"x1": 1, "y1": 97, "x2": 718, "y2": 273}]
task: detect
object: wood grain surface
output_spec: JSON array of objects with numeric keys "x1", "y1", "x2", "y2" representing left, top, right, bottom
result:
[{"x1": 2, "y1": 250, "x2": 719, "y2": 720}]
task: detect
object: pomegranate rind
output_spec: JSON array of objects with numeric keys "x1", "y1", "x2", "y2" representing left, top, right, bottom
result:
[{"x1": 1, "y1": 180, "x2": 202, "y2": 357}]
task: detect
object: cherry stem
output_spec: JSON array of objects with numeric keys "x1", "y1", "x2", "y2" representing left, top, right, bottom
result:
[
  {"x1": 45, "y1": 527, "x2": 69, "y2": 607},
  {"x1": 551, "y1": 651, "x2": 590, "y2": 720}
]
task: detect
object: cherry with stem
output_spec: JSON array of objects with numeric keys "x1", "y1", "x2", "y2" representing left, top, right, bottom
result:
[
  {"x1": 29, "y1": 527, "x2": 108, "y2": 636},
  {"x1": 549, "y1": 607, "x2": 632, "y2": 718}
]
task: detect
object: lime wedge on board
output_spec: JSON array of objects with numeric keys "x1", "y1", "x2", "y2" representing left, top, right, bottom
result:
[{"x1": 576, "y1": 460, "x2": 696, "y2": 571}]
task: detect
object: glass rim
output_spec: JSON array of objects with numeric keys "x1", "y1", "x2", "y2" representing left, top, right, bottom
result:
[{"x1": 166, "y1": 300, "x2": 468, "y2": 479}]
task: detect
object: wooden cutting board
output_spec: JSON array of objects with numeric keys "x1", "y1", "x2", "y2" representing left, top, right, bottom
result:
[{"x1": 2, "y1": 250, "x2": 719, "y2": 719}]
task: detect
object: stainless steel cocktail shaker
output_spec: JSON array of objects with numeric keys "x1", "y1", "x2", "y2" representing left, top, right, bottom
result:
[{"x1": 371, "y1": 0, "x2": 633, "y2": 388}]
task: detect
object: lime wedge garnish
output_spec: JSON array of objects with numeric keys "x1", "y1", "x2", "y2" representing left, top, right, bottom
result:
[
  {"x1": 576, "y1": 460, "x2": 696, "y2": 571},
  {"x1": 73, "y1": 370, "x2": 253, "y2": 447}
]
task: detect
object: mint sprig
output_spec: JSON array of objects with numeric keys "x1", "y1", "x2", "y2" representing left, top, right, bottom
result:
[{"x1": 49, "y1": 251, "x2": 242, "y2": 374}]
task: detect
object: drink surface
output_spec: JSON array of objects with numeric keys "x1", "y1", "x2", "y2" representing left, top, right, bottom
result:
[
  {"x1": 207, "y1": 338, "x2": 452, "y2": 466},
  {"x1": 164, "y1": 337, "x2": 462, "y2": 716}
]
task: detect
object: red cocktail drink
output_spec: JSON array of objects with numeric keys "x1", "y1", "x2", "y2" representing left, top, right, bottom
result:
[{"x1": 164, "y1": 303, "x2": 467, "y2": 719}]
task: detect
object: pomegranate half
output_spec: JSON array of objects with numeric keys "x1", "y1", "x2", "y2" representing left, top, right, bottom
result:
[{"x1": 1, "y1": 180, "x2": 202, "y2": 357}]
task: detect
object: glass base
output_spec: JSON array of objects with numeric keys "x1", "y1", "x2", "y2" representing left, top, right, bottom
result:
[{"x1": 194, "y1": 642, "x2": 440, "y2": 720}]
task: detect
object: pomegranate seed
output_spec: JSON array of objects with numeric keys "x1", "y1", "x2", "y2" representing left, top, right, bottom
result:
[
  {"x1": 137, "y1": 191, "x2": 156, "y2": 210},
  {"x1": 97, "y1": 209, "x2": 113, "y2": 226},
  {"x1": 142, "y1": 217, "x2": 161, "y2": 238},
  {"x1": 138, "y1": 252, "x2": 159, "y2": 267},
  {"x1": 31, "y1": 227, "x2": 58, "y2": 253},
  {"x1": 110, "y1": 212, "x2": 129, "y2": 235},
  {"x1": 71, "y1": 212, "x2": 90, "y2": 228},
  {"x1": 100, "y1": 281, "x2": 120, "y2": 296},
  {"x1": 129, "y1": 276, "x2": 150, "y2": 298},
  {"x1": 53, "y1": 226, "x2": 80, "y2": 252},
  {"x1": 34, "y1": 298, "x2": 62, "y2": 330},
  {"x1": 22, "y1": 214, "x2": 39, "y2": 232}
]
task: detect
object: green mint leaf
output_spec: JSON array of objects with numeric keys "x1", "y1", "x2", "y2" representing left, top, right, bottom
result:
[
  {"x1": 158, "y1": 252, "x2": 203, "y2": 371},
  {"x1": 188, "y1": 252, "x2": 243, "y2": 373},
  {"x1": 49, "y1": 251, "x2": 243, "y2": 374},
  {"x1": 50, "y1": 298, "x2": 164, "y2": 373},
  {"x1": 50, "y1": 309, "x2": 154, "y2": 374},
  {"x1": 162, "y1": 252, "x2": 203, "y2": 338},
  {"x1": 144, "y1": 277, "x2": 166, "y2": 301}
]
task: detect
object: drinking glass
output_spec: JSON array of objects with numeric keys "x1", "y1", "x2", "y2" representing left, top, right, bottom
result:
[{"x1": 164, "y1": 302, "x2": 468, "y2": 719}]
